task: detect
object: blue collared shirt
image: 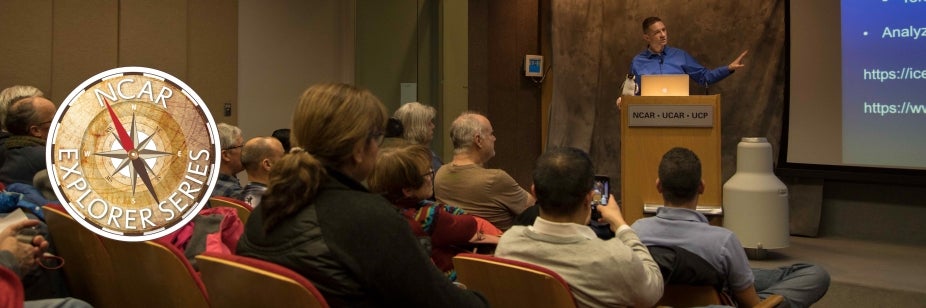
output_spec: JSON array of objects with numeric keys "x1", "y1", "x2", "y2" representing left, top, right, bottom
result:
[
  {"x1": 630, "y1": 46, "x2": 733, "y2": 94},
  {"x1": 631, "y1": 206, "x2": 754, "y2": 291}
]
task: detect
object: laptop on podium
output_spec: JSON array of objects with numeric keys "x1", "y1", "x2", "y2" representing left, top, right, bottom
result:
[{"x1": 640, "y1": 74, "x2": 690, "y2": 96}]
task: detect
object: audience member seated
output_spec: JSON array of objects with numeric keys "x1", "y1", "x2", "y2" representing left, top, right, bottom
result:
[
  {"x1": 433, "y1": 112, "x2": 535, "y2": 231},
  {"x1": 380, "y1": 118, "x2": 409, "y2": 149},
  {"x1": 495, "y1": 147, "x2": 663, "y2": 307},
  {"x1": 0, "y1": 85, "x2": 44, "y2": 169},
  {"x1": 235, "y1": 83, "x2": 488, "y2": 307},
  {"x1": 632, "y1": 147, "x2": 830, "y2": 308},
  {"x1": 271, "y1": 128, "x2": 291, "y2": 153},
  {"x1": 368, "y1": 144, "x2": 502, "y2": 281},
  {"x1": 0, "y1": 96, "x2": 56, "y2": 186},
  {"x1": 1, "y1": 219, "x2": 90, "y2": 307},
  {"x1": 240, "y1": 137, "x2": 284, "y2": 208},
  {"x1": 393, "y1": 102, "x2": 443, "y2": 174},
  {"x1": 212, "y1": 123, "x2": 245, "y2": 199}
]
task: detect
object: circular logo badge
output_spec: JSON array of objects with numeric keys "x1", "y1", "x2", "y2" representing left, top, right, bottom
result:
[{"x1": 47, "y1": 67, "x2": 220, "y2": 242}]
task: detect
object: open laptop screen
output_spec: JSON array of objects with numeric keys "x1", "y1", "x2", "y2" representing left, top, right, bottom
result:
[{"x1": 640, "y1": 74, "x2": 690, "y2": 96}]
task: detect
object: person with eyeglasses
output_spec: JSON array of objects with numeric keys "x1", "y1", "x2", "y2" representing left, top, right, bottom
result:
[
  {"x1": 211, "y1": 122, "x2": 246, "y2": 199},
  {"x1": 0, "y1": 95, "x2": 56, "y2": 186},
  {"x1": 368, "y1": 143, "x2": 502, "y2": 281},
  {"x1": 236, "y1": 83, "x2": 489, "y2": 307}
]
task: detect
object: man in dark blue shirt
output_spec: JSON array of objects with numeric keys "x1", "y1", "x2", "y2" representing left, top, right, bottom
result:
[{"x1": 629, "y1": 16, "x2": 748, "y2": 94}]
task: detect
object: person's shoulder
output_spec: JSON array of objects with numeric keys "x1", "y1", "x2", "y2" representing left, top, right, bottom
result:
[
  {"x1": 665, "y1": 46, "x2": 691, "y2": 56},
  {"x1": 484, "y1": 167, "x2": 514, "y2": 179},
  {"x1": 630, "y1": 216, "x2": 656, "y2": 228}
]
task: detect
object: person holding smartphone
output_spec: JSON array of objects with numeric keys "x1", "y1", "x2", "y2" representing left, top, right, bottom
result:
[{"x1": 495, "y1": 147, "x2": 663, "y2": 307}]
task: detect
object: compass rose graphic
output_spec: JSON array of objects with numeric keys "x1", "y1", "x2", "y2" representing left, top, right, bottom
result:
[
  {"x1": 47, "y1": 67, "x2": 221, "y2": 241},
  {"x1": 92, "y1": 98, "x2": 173, "y2": 203}
]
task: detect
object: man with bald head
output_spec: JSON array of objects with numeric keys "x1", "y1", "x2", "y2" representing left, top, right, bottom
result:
[
  {"x1": 0, "y1": 96, "x2": 56, "y2": 185},
  {"x1": 240, "y1": 136, "x2": 284, "y2": 207},
  {"x1": 433, "y1": 111, "x2": 535, "y2": 231}
]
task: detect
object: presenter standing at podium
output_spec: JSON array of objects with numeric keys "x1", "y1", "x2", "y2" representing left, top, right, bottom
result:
[{"x1": 626, "y1": 16, "x2": 748, "y2": 96}]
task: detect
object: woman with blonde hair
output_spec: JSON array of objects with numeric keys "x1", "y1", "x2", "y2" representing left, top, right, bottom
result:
[
  {"x1": 236, "y1": 83, "x2": 487, "y2": 307},
  {"x1": 368, "y1": 144, "x2": 502, "y2": 281}
]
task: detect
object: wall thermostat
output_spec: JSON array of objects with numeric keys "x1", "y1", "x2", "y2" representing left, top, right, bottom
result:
[{"x1": 525, "y1": 55, "x2": 543, "y2": 77}]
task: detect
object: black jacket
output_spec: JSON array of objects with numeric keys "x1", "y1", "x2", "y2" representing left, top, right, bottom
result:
[{"x1": 237, "y1": 169, "x2": 487, "y2": 307}]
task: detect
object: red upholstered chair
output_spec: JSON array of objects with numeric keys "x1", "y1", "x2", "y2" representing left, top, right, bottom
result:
[
  {"x1": 0, "y1": 265, "x2": 24, "y2": 308},
  {"x1": 101, "y1": 237, "x2": 210, "y2": 307},
  {"x1": 195, "y1": 252, "x2": 329, "y2": 308},
  {"x1": 452, "y1": 253, "x2": 577, "y2": 308},
  {"x1": 209, "y1": 196, "x2": 253, "y2": 224}
]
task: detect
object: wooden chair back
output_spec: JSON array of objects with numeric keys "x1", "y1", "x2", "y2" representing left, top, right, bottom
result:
[
  {"x1": 196, "y1": 252, "x2": 329, "y2": 308},
  {"x1": 101, "y1": 238, "x2": 210, "y2": 307},
  {"x1": 453, "y1": 253, "x2": 577, "y2": 308},
  {"x1": 43, "y1": 204, "x2": 123, "y2": 308},
  {"x1": 209, "y1": 196, "x2": 253, "y2": 223}
]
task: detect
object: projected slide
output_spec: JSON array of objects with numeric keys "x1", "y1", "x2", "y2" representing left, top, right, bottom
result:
[{"x1": 842, "y1": 0, "x2": 926, "y2": 169}]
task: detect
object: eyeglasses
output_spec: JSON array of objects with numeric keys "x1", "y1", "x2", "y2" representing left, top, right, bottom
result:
[
  {"x1": 421, "y1": 168, "x2": 434, "y2": 179},
  {"x1": 370, "y1": 130, "x2": 385, "y2": 146},
  {"x1": 223, "y1": 144, "x2": 243, "y2": 151}
]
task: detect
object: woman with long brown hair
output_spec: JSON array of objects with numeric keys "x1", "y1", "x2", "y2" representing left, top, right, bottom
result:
[{"x1": 236, "y1": 83, "x2": 487, "y2": 307}]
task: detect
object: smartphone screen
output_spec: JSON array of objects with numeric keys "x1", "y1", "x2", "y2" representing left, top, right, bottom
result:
[{"x1": 594, "y1": 175, "x2": 610, "y2": 205}]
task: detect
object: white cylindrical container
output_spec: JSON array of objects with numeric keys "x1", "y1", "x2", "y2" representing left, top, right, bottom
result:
[{"x1": 723, "y1": 137, "x2": 789, "y2": 249}]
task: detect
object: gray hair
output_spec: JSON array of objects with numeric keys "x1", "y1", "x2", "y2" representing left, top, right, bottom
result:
[
  {"x1": 449, "y1": 111, "x2": 485, "y2": 154},
  {"x1": 217, "y1": 123, "x2": 242, "y2": 150},
  {"x1": 393, "y1": 102, "x2": 435, "y2": 145},
  {"x1": 0, "y1": 85, "x2": 44, "y2": 131}
]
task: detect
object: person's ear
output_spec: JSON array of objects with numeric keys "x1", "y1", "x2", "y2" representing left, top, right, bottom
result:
[
  {"x1": 352, "y1": 141, "x2": 367, "y2": 165},
  {"x1": 656, "y1": 178, "x2": 663, "y2": 194},
  {"x1": 698, "y1": 180, "x2": 705, "y2": 195},
  {"x1": 530, "y1": 184, "x2": 536, "y2": 198},
  {"x1": 221, "y1": 149, "x2": 231, "y2": 162},
  {"x1": 29, "y1": 125, "x2": 42, "y2": 138},
  {"x1": 261, "y1": 158, "x2": 272, "y2": 171},
  {"x1": 402, "y1": 187, "x2": 416, "y2": 198}
]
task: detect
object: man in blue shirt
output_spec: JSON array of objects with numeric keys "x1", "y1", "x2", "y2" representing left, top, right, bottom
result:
[
  {"x1": 630, "y1": 16, "x2": 748, "y2": 94},
  {"x1": 632, "y1": 147, "x2": 830, "y2": 308}
]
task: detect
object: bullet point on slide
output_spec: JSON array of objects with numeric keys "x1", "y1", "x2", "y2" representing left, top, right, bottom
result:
[{"x1": 863, "y1": 31, "x2": 869, "y2": 36}]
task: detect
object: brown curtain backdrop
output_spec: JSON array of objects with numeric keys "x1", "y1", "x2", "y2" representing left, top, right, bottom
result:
[{"x1": 547, "y1": 0, "x2": 785, "y2": 197}]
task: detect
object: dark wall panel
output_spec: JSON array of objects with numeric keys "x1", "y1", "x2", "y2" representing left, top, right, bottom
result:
[
  {"x1": 470, "y1": 0, "x2": 543, "y2": 189},
  {"x1": 0, "y1": 1, "x2": 53, "y2": 98},
  {"x1": 51, "y1": 0, "x2": 118, "y2": 103}
]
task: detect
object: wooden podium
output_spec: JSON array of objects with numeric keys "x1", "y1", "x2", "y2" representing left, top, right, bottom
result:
[{"x1": 619, "y1": 95, "x2": 722, "y2": 224}]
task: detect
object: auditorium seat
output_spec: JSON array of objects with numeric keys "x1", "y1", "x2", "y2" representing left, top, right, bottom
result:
[
  {"x1": 101, "y1": 237, "x2": 210, "y2": 307},
  {"x1": 452, "y1": 253, "x2": 577, "y2": 308},
  {"x1": 196, "y1": 252, "x2": 329, "y2": 308},
  {"x1": 43, "y1": 204, "x2": 123, "y2": 308},
  {"x1": 209, "y1": 196, "x2": 253, "y2": 224}
]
